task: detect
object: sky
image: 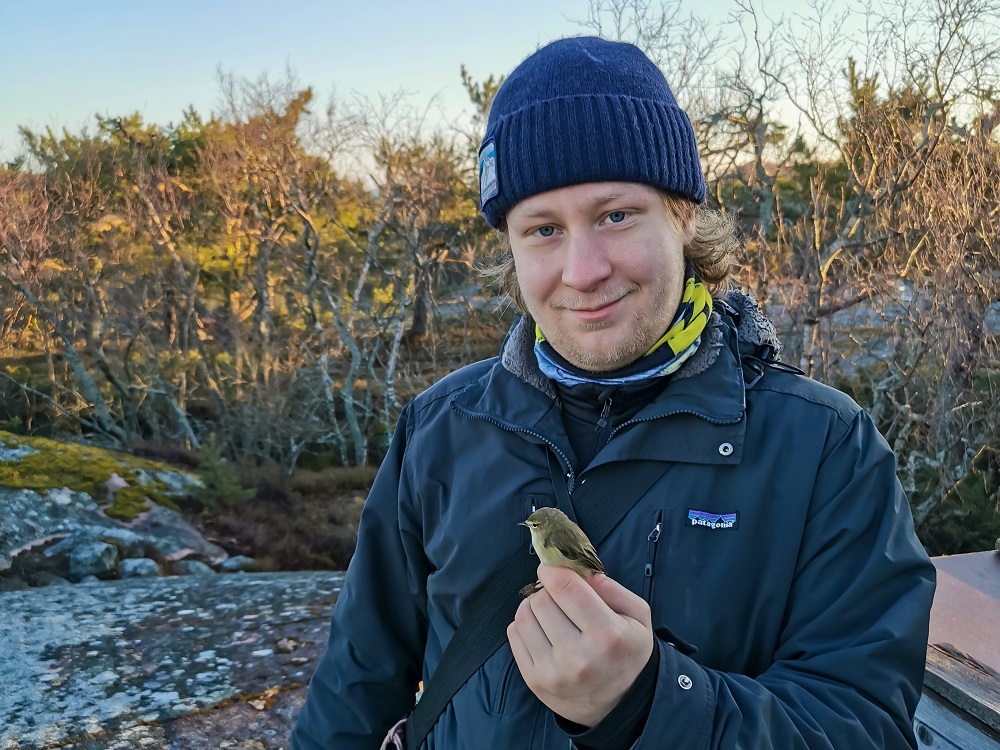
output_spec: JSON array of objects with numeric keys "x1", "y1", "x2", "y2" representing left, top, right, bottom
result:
[{"x1": 0, "y1": 0, "x2": 785, "y2": 162}]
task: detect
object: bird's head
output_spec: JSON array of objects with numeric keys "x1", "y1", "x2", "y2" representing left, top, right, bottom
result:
[{"x1": 520, "y1": 506, "x2": 569, "y2": 532}]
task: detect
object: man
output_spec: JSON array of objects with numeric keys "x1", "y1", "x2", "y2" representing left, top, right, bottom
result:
[{"x1": 291, "y1": 37, "x2": 935, "y2": 749}]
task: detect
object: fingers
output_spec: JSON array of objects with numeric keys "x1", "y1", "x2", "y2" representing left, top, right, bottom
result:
[
  {"x1": 588, "y1": 573, "x2": 652, "y2": 627},
  {"x1": 528, "y1": 585, "x2": 583, "y2": 640},
  {"x1": 507, "y1": 619, "x2": 534, "y2": 669},
  {"x1": 536, "y1": 565, "x2": 616, "y2": 631},
  {"x1": 508, "y1": 595, "x2": 553, "y2": 666},
  {"x1": 509, "y1": 568, "x2": 656, "y2": 728}
]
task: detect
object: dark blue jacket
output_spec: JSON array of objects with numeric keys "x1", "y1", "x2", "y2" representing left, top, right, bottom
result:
[{"x1": 292, "y1": 303, "x2": 935, "y2": 749}]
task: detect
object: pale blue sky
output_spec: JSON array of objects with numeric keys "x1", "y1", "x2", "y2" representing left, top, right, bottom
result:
[{"x1": 0, "y1": 0, "x2": 780, "y2": 161}]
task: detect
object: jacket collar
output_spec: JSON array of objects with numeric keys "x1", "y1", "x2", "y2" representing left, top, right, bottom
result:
[{"x1": 450, "y1": 289, "x2": 779, "y2": 467}]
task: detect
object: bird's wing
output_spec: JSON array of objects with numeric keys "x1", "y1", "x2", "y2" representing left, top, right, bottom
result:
[{"x1": 557, "y1": 540, "x2": 605, "y2": 575}]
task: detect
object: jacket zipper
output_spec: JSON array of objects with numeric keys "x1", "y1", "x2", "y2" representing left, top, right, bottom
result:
[
  {"x1": 596, "y1": 397, "x2": 612, "y2": 431},
  {"x1": 641, "y1": 511, "x2": 663, "y2": 602},
  {"x1": 608, "y1": 408, "x2": 742, "y2": 440},
  {"x1": 527, "y1": 499, "x2": 537, "y2": 556},
  {"x1": 451, "y1": 406, "x2": 577, "y2": 494},
  {"x1": 593, "y1": 396, "x2": 613, "y2": 455}
]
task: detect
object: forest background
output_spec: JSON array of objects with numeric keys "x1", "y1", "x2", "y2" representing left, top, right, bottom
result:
[{"x1": 2, "y1": 0, "x2": 999, "y2": 570}]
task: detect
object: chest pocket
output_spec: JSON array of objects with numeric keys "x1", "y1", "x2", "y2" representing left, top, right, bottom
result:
[
  {"x1": 644, "y1": 505, "x2": 748, "y2": 653},
  {"x1": 640, "y1": 508, "x2": 665, "y2": 604}
]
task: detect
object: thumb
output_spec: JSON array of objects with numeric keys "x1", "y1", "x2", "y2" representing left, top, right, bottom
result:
[{"x1": 588, "y1": 573, "x2": 652, "y2": 627}]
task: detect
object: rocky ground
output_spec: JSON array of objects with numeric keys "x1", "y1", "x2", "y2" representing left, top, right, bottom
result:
[
  {"x1": 0, "y1": 571, "x2": 342, "y2": 750},
  {"x1": 0, "y1": 427, "x2": 363, "y2": 749}
]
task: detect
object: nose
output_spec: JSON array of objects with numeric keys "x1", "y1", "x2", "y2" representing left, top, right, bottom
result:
[{"x1": 561, "y1": 230, "x2": 612, "y2": 292}]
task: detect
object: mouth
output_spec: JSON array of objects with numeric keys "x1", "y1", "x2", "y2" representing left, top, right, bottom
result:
[
  {"x1": 569, "y1": 297, "x2": 624, "y2": 323},
  {"x1": 559, "y1": 286, "x2": 636, "y2": 324}
]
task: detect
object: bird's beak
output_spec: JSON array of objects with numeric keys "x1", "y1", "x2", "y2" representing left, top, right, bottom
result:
[{"x1": 518, "y1": 521, "x2": 529, "y2": 528}]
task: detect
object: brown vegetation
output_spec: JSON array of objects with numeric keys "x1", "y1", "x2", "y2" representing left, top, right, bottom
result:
[{"x1": 2, "y1": 0, "x2": 999, "y2": 560}]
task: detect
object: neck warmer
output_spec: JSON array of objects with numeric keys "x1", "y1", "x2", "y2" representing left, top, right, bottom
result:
[{"x1": 534, "y1": 265, "x2": 713, "y2": 387}]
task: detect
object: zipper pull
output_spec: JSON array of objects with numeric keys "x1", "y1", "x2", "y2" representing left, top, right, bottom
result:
[
  {"x1": 595, "y1": 397, "x2": 612, "y2": 431},
  {"x1": 648, "y1": 521, "x2": 662, "y2": 543},
  {"x1": 644, "y1": 522, "x2": 662, "y2": 577},
  {"x1": 528, "y1": 502, "x2": 537, "y2": 556},
  {"x1": 642, "y1": 515, "x2": 662, "y2": 596}
]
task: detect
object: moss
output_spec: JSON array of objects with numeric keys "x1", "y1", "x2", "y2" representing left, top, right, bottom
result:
[{"x1": 0, "y1": 430, "x2": 193, "y2": 520}]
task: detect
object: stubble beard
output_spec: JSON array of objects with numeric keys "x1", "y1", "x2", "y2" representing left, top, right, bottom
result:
[
  {"x1": 547, "y1": 302, "x2": 666, "y2": 373},
  {"x1": 533, "y1": 262, "x2": 685, "y2": 373}
]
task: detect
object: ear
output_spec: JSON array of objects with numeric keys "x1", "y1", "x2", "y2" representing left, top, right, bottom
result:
[{"x1": 682, "y1": 213, "x2": 697, "y2": 245}]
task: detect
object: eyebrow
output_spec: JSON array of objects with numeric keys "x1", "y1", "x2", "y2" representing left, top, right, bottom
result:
[{"x1": 514, "y1": 191, "x2": 639, "y2": 220}]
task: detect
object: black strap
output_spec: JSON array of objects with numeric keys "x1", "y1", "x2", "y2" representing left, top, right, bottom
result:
[{"x1": 404, "y1": 459, "x2": 666, "y2": 750}]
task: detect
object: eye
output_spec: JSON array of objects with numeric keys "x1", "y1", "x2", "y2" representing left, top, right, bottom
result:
[
  {"x1": 607, "y1": 211, "x2": 627, "y2": 224},
  {"x1": 536, "y1": 226, "x2": 556, "y2": 237}
]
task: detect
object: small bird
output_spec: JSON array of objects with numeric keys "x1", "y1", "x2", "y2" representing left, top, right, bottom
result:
[{"x1": 519, "y1": 507, "x2": 605, "y2": 597}]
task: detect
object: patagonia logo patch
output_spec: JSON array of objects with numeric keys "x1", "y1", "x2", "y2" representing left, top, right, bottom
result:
[
  {"x1": 688, "y1": 509, "x2": 739, "y2": 530},
  {"x1": 479, "y1": 141, "x2": 498, "y2": 202}
]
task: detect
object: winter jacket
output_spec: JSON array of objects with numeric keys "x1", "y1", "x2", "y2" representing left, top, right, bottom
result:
[{"x1": 291, "y1": 293, "x2": 936, "y2": 750}]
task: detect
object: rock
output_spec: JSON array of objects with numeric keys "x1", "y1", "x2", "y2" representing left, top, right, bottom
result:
[
  {"x1": 985, "y1": 302, "x2": 1000, "y2": 336},
  {"x1": 1, "y1": 475, "x2": 222, "y2": 586},
  {"x1": 100, "y1": 472, "x2": 130, "y2": 501},
  {"x1": 118, "y1": 558, "x2": 162, "y2": 579},
  {"x1": 0, "y1": 571, "x2": 344, "y2": 748},
  {"x1": 68, "y1": 542, "x2": 118, "y2": 581},
  {"x1": 0, "y1": 443, "x2": 38, "y2": 462},
  {"x1": 25, "y1": 570, "x2": 69, "y2": 587},
  {"x1": 0, "y1": 430, "x2": 204, "y2": 582},
  {"x1": 218, "y1": 556, "x2": 259, "y2": 573},
  {"x1": 148, "y1": 467, "x2": 203, "y2": 496},
  {"x1": 46, "y1": 576, "x2": 72, "y2": 587},
  {"x1": 0, "y1": 576, "x2": 30, "y2": 592},
  {"x1": 43, "y1": 533, "x2": 79, "y2": 558},
  {"x1": 126, "y1": 503, "x2": 226, "y2": 564},
  {"x1": 46, "y1": 486, "x2": 76, "y2": 506},
  {"x1": 174, "y1": 560, "x2": 215, "y2": 576},
  {"x1": 44, "y1": 530, "x2": 144, "y2": 565},
  {"x1": 95, "y1": 528, "x2": 146, "y2": 559}
]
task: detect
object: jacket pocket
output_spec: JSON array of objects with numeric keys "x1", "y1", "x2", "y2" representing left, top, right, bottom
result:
[
  {"x1": 641, "y1": 509, "x2": 664, "y2": 604},
  {"x1": 489, "y1": 650, "x2": 519, "y2": 716}
]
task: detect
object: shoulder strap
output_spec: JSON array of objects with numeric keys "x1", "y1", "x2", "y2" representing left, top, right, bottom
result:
[{"x1": 405, "y1": 459, "x2": 666, "y2": 750}]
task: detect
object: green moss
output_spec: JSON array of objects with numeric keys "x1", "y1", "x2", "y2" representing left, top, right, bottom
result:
[{"x1": 0, "y1": 430, "x2": 192, "y2": 520}]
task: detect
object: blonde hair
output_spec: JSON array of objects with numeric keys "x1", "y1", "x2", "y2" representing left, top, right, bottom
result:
[{"x1": 480, "y1": 191, "x2": 739, "y2": 313}]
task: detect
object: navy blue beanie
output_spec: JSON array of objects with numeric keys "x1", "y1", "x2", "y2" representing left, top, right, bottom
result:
[{"x1": 478, "y1": 36, "x2": 705, "y2": 229}]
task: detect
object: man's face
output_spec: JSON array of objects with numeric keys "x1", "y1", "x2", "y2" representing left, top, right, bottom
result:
[{"x1": 506, "y1": 182, "x2": 695, "y2": 373}]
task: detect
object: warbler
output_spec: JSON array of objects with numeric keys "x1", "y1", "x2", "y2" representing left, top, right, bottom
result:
[{"x1": 519, "y1": 507, "x2": 605, "y2": 596}]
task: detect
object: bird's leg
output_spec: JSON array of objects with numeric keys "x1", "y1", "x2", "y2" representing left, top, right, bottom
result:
[{"x1": 519, "y1": 580, "x2": 543, "y2": 598}]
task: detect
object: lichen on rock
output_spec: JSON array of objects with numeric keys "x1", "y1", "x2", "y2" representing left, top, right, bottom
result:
[
  {"x1": 0, "y1": 572, "x2": 343, "y2": 749},
  {"x1": 0, "y1": 433, "x2": 233, "y2": 586},
  {"x1": 0, "y1": 430, "x2": 198, "y2": 521}
]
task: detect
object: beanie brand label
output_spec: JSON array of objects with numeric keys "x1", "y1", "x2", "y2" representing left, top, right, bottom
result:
[{"x1": 479, "y1": 141, "x2": 498, "y2": 203}]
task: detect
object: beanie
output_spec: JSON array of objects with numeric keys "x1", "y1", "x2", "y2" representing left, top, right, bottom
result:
[{"x1": 478, "y1": 36, "x2": 705, "y2": 229}]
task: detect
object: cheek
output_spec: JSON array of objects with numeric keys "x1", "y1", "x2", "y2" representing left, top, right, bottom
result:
[
  {"x1": 512, "y1": 253, "x2": 557, "y2": 305},
  {"x1": 615, "y1": 242, "x2": 673, "y2": 283}
]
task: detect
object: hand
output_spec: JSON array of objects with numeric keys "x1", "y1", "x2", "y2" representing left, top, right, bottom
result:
[{"x1": 506, "y1": 564, "x2": 654, "y2": 726}]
